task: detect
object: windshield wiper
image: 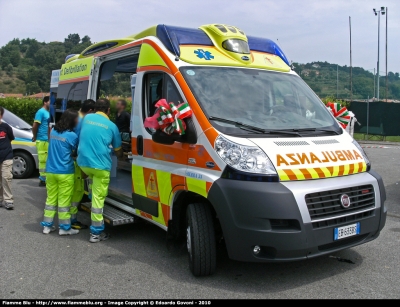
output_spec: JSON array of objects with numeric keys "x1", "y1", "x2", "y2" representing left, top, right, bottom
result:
[
  {"x1": 19, "y1": 128, "x2": 32, "y2": 131},
  {"x1": 209, "y1": 116, "x2": 303, "y2": 136},
  {"x1": 209, "y1": 116, "x2": 266, "y2": 133},
  {"x1": 278, "y1": 128, "x2": 341, "y2": 135}
]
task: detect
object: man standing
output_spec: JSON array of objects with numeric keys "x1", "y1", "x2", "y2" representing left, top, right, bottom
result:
[
  {"x1": 77, "y1": 99, "x2": 122, "y2": 243},
  {"x1": 70, "y1": 99, "x2": 95, "y2": 230},
  {"x1": 32, "y1": 96, "x2": 50, "y2": 186},
  {"x1": 115, "y1": 99, "x2": 131, "y2": 133},
  {"x1": 0, "y1": 107, "x2": 15, "y2": 210}
]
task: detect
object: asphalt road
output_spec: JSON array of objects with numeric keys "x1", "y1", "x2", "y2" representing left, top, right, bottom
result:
[{"x1": 1, "y1": 146, "x2": 400, "y2": 299}]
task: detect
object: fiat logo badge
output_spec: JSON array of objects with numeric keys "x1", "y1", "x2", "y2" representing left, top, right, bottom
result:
[{"x1": 340, "y1": 194, "x2": 351, "y2": 208}]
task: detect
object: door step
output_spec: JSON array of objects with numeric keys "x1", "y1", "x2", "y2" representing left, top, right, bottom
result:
[{"x1": 80, "y1": 202, "x2": 135, "y2": 226}]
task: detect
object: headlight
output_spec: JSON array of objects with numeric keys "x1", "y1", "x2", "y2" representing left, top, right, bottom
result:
[
  {"x1": 215, "y1": 135, "x2": 277, "y2": 175},
  {"x1": 352, "y1": 140, "x2": 371, "y2": 169}
]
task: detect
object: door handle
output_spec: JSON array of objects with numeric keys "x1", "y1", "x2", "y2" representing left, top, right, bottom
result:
[{"x1": 137, "y1": 135, "x2": 143, "y2": 156}]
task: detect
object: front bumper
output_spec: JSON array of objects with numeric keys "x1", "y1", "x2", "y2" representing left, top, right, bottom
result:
[{"x1": 207, "y1": 171, "x2": 386, "y2": 262}]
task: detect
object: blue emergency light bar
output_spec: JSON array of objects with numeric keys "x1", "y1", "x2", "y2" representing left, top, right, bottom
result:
[{"x1": 156, "y1": 25, "x2": 290, "y2": 66}]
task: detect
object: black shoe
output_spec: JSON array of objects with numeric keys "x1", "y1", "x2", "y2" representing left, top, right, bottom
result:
[
  {"x1": 39, "y1": 180, "x2": 46, "y2": 187},
  {"x1": 71, "y1": 221, "x2": 88, "y2": 230}
]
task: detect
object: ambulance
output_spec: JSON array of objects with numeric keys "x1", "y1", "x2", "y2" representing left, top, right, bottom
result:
[{"x1": 56, "y1": 24, "x2": 386, "y2": 276}]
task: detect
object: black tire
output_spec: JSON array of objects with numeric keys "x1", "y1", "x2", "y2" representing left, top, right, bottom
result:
[
  {"x1": 12, "y1": 151, "x2": 35, "y2": 179},
  {"x1": 186, "y1": 203, "x2": 216, "y2": 276}
]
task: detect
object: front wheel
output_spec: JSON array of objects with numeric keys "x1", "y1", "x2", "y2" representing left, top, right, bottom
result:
[
  {"x1": 186, "y1": 203, "x2": 216, "y2": 276},
  {"x1": 13, "y1": 152, "x2": 35, "y2": 179}
]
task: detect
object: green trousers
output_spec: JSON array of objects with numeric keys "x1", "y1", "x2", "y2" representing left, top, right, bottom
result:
[
  {"x1": 70, "y1": 162, "x2": 85, "y2": 223},
  {"x1": 36, "y1": 141, "x2": 49, "y2": 180},
  {"x1": 41, "y1": 173, "x2": 74, "y2": 230},
  {"x1": 80, "y1": 167, "x2": 110, "y2": 235}
]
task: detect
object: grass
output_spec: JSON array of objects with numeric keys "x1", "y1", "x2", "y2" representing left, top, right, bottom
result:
[{"x1": 353, "y1": 133, "x2": 400, "y2": 142}]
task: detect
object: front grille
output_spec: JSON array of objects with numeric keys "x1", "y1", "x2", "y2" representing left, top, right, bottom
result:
[
  {"x1": 312, "y1": 139, "x2": 339, "y2": 145},
  {"x1": 274, "y1": 141, "x2": 310, "y2": 146},
  {"x1": 312, "y1": 210, "x2": 374, "y2": 229},
  {"x1": 305, "y1": 185, "x2": 375, "y2": 221}
]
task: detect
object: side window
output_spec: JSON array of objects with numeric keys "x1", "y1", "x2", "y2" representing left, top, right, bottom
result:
[{"x1": 143, "y1": 73, "x2": 183, "y2": 118}]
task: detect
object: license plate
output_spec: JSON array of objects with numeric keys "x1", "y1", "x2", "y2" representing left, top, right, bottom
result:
[{"x1": 334, "y1": 223, "x2": 360, "y2": 240}]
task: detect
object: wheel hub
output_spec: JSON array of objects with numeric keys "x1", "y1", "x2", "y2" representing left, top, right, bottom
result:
[{"x1": 13, "y1": 156, "x2": 26, "y2": 175}]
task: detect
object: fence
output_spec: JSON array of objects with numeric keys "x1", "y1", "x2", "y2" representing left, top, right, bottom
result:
[{"x1": 348, "y1": 101, "x2": 400, "y2": 138}]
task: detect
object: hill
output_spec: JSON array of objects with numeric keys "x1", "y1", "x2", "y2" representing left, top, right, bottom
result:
[
  {"x1": 1, "y1": 35, "x2": 400, "y2": 99},
  {"x1": 293, "y1": 61, "x2": 400, "y2": 100}
]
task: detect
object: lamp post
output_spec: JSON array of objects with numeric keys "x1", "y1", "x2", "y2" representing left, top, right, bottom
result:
[{"x1": 373, "y1": 7, "x2": 385, "y2": 101}]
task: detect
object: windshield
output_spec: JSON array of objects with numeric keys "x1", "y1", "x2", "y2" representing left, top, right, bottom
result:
[
  {"x1": 180, "y1": 67, "x2": 339, "y2": 135},
  {"x1": 2, "y1": 109, "x2": 32, "y2": 130}
]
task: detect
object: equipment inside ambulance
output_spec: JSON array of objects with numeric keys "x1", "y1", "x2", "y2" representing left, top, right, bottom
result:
[{"x1": 55, "y1": 24, "x2": 386, "y2": 276}]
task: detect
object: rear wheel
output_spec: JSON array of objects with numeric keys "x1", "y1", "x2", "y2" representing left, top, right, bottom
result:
[
  {"x1": 186, "y1": 203, "x2": 216, "y2": 276},
  {"x1": 13, "y1": 152, "x2": 34, "y2": 179}
]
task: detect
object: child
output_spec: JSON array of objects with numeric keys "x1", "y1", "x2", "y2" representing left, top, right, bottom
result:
[
  {"x1": 41, "y1": 109, "x2": 80, "y2": 235},
  {"x1": 0, "y1": 106, "x2": 15, "y2": 210}
]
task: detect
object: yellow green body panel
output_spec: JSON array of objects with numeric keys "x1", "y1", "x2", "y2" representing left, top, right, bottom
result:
[
  {"x1": 138, "y1": 44, "x2": 167, "y2": 68},
  {"x1": 128, "y1": 25, "x2": 157, "y2": 40},
  {"x1": 180, "y1": 45, "x2": 290, "y2": 72},
  {"x1": 60, "y1": 56, "x2": 94, "y2": 81},
  {"x1": 78, "y1": 38, "x2": 134, "y2": 60},
  {"x1": 199, "y1": 24, "x2": 250, "y2": 64}
]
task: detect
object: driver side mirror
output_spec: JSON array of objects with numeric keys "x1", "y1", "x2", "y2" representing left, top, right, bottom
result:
[{"x1": 152, "y1": 117, "x2": 197, "y2": 145}]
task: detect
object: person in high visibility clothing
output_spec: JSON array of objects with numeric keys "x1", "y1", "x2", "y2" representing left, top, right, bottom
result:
[
  {"x1": 77, "y1": 98, "x2": 122, "y2": 243},
  {"x1": 32, "y1": 96, "x2": 51, "y2": 186},
  {"x1": 69, "y1": 99, "x2": 95, "y2": 230},
  {"x1": 41, "y1": 109, "x2": 80, "y2": 235}
]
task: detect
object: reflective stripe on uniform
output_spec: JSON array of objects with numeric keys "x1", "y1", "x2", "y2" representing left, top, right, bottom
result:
[
  {"x1": 58, "y1": 207, "x2": 70, "y2": 212},
  {"x1": 43, "y1": 216, "x2": 54, "y2": 223},
  {"x1": 91, "y1": 207, "x2": 103, "y2": 214},
  {"x1": 44, "y1": 204, "x2": 56, "y2": 211},
  {"x1": 59, "y1": 219, "x2": 71, "y2": 225},
  {"x1": 71, "y1": 202, "x2": 80, "y2": 207},
  {"x1": 91, "y1": 220, "x2": 103, "y2": 227}
]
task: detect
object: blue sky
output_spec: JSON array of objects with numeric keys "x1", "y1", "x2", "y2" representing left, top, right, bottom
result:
[{"x1": 0, "y1": 0, "x2": 399, "y2": 72}]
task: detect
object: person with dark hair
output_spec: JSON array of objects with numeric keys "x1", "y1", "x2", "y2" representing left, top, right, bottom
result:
[
  {"x1": 69, "y1": 99, "x2": 96, "y2": 230},
  {"x1": 32, "y1": 96, "x2": 51, "y2": 186},
  {"x1": 0, "y1": 106, "x2": 15, "y2": 210},
  {"x1": 115, "y1": 99, "x2": 130, "y2": 133},
  {"x1": 41, "y1": 109, "x2": 80, "y2": 235},
  {"x1": 77, "y1": 98, "x2": 122, "y2": 243}
]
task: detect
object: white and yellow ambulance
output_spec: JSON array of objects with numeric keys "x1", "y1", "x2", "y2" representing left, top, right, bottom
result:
[{"x1": 56, "y1": 24, "x2": 386, "y2": 276}]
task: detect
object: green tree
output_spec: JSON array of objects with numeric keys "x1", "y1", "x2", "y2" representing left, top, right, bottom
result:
[
  {"x1": 81, "y1": 35, "x2": 91, "y2": 44},
  {"x1": 9, "y1": 50, "x2": 21, "y2": 66},
  {"x1": 26, "y1": 81, "x2": 41, "y2": 94},
  {"x1": 25, "y1": 39, "x2": 40, "y2": 58}
]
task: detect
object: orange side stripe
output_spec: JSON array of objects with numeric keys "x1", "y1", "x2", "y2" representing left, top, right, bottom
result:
[
  {"x1": 300, "y1": 168, "x2": 313, "y2": 179},
  {"x1": 338, "y1": 165, "x2": 345, "y2": 176},
  {"x1": 137, "y1": 65, "x2": 172, "y2": 74},
  {"x1": 283, "y1": 169, "x2": 298, "y2": 181},
  {"x1": 59, "y1": 76, "x2": 89, "y2": 84},
  {"x1": 313, "y1": 168, "x2": 326, "y2": 178}
]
